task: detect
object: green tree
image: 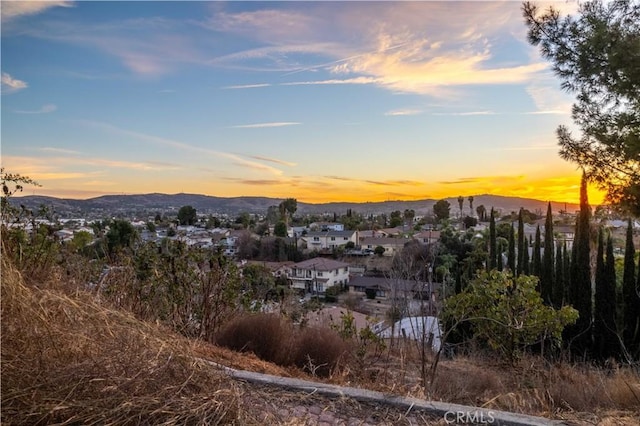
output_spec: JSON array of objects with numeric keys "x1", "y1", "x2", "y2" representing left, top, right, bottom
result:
[
  {"x1": 594, "y1": 229, "x2": 619, "y2": 361},
  {"x1": 177, "y1": 205, "x2": 197, "y2": 226},
  {"x1": 623, "y1": 218, "x2": 640, "y2": 356},
  {"x1": 433, "y1": 200, "x2": 450, "y2": 223},
  {"x1": 389, "y1": 210, "x2": 403, "y2": 228},
  {"x1": 532, "y1": 225, "x2": 542, "y2": 278},
  {"x1": 566, "y1": 173, "x2": 593, "y2": 356},
  {"x1": 476, "y1": 204, "x2": 487, "y2": 222},
  {"x1": 517, "y1": 209, "x2": 525, "y2": 276},
  {"x1": 71, "y1": 230, "x2": 93, "y2": 252},
  {"x1": 554, "y1": 240, "x2": 564, "y2": 308},
  {"x1": 444, "y1": 271, "x2": 578, "y2": 362},
  {"x1": 273, "y1": 221, "x2": 287, "y2": 237},
  {"x1": 522, "y1": 236, "x2": 530, "y2": 276},
  {"x1": 279, "y1": 198, "x2": 297, "y2": 225},
  {"x1": 524, "y1": 0, "x2": 640, "y2": 215},
  {"x1": 507, "y1": 224, "x2": 516, "y2": 272},
  {"x1": 374, "y1": 245, "x2": 385, "y2": 257},
  {"x1": 541, "y1": 202, "x2": 555, "y2": 305},
  {"x1": 489, "y1": 208, "x2": 497, "y2": 270},
  {"x1": 106, "y1": 219, "x2": 137, "y2": 255}
]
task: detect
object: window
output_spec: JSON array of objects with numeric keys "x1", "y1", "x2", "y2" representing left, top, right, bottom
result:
[
  {"x1": 331, "y1": 237, "x2": 335, "y2": 241},
  {"x1": 314, "y1": 237, "x2": 319, "y2": 241},
  {"x1": 317, "y1": 272, "x2": 323, "y2": 277}
]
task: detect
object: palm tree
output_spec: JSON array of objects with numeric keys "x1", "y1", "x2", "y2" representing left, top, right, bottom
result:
[
  {"x1": 468, "y1": 196, "x2": 474, "y2": 215},
  {"x1": 457, "y1": 196, "x2": 464, "y2": 218},
  {"x1": 476, "y1": 205, "x2": 487, "y2": 222}
]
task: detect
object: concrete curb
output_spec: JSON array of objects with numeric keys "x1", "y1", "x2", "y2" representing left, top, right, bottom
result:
[{"x1": 203, "y1": 360, "x2": 566, "y2": 426}]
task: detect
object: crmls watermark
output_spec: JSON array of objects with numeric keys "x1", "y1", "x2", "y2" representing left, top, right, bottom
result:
[{"x1": 443, "y1": 410, "x2": 496, "y2": 424}]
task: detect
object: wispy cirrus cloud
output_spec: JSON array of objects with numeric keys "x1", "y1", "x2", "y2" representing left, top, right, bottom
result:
[
  {"x1": 324, "y1": 175, "x2": 423, "y2": 187},
  {"x1": 1, "y1": 72, "x2": 28, "y2": 94},
  {"x1": 385, "y1": 109, "x2": 422, "y2": 116},
  {"x1": 208, "y1": 2, "x2": 548, "y2": 98},
  {"x1": 77, "y1": 120, "x2": 286, "y2": 175},
  {"x1": 14, "y1": 104, "x2": 58, "y2": 114},
  {"x1": 247, "y1": 155, "x2": 296, "y2": 167},
  {"x1": 432, "y1": 111, "x2": 495, "y2": 116},
  {"x1": 282, "y1": 77, "x2": 378, "y2": 86},
  {"x1": 222, "y1": 83, "x2": 271, "y2": 89},
  {"x1": 231, "y1": 122, "x2": 300, "y2": 129},
  {"x1": 36, "y1": 147, "x2": 80, "y2": 155},
  {"x1": 439, "y1": 175, "x2": 524, "y2": 185},
  {"x1": 1, "y1": 1, "x2": 73, "y2": 23}
]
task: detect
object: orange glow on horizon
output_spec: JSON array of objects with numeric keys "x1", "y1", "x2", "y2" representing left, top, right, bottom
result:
[{"x1": 21, "y1": 172, "x2": 607, "y2": 206}]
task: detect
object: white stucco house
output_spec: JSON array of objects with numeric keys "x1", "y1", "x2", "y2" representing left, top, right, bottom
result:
[{"x1": 289, "y1": 257, "x2": 350, "y2": 294}]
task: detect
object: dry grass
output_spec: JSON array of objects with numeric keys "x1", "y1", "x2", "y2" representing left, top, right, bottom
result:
[{"x1": 1, "y1": 257, "x2": 245, "y2": 425}]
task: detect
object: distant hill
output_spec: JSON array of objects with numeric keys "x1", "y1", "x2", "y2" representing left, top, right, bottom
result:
[{"x1": 10, "y1": 192, "x2": 580, "y2": 218}]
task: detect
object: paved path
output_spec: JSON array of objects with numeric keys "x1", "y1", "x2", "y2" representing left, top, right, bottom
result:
[{"x1": 204, "y1": 360, "x2": 566, "y2": 426}]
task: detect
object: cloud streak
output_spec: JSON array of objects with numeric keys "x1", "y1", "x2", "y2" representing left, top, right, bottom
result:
[
  {"x1": 14, "y1": 104, "x2": 58, "y2": 114},
  {"x1": 231, "y1": 122, "x2": 300, "y2": 129},
  {"x1": 222, "y1": 83, "x2": 271, "y2": 89},
  {"x1": 1, "y1": 1, "x2": 73, "y2": 23},
  {"x1": 1, "y1": 73, "x2": 28, "y2": 94},
  {"x1": 77, "y1": 120, "x2": 286, "y2": 175}
]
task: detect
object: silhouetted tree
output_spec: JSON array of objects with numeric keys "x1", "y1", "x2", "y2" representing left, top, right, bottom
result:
[
  {"x1": 507, "y1": 224, "x2": 516, "y2": 272},
  {"x1": 489, "y1": 208, "x2": 497, "y2": 270},
  {"x1": 177, "y1": 205, "x2": 197, "y2": 226},
  {"x1": 566, "y1": 173, "x2": 593, "y2": 357},
  {"x1": 433, "y1": 200, "x2": 451, "y2": 223},
  {"x1": 532, "y1": 225, "x2": 542, "y2": 279},
  {"x1": 541, "y1": 202, "x2": 555, "y2": 304},
  {"x1": 517, "y1": 209, "x2": 525, "y2": 276},
  {"x1": 594, "y1": 229, "x2": 619, "y2": 361},
  {"x1": 623, "y1": 218, "x2": 640, "y2": 356}
]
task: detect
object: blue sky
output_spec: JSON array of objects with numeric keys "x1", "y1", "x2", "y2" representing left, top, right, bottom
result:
[{"x1": 1, "y1": 0, "x2": 602, "y2": 204}]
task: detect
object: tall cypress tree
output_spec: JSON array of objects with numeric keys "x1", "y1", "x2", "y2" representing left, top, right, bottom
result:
[
  {"x1": 517, "y1": 208, "x2": 525, "y2": 276},
  {"x1": 532, "y1": 225, "x2": 542, "y2": 279},
  {"x1": 566, "y1": 173, "x2": 592, "y2": 357},
  {"x1": 523, "y1": 236, "x2": 531, "y2": 276},
  {"x1": 623, "y1": 218, "x2": 639, "y2": 357},
  {"x1": 594, "y1": 229, "x2": 618, "y2": 360},
  {"x1": 541, "y1": 202, "x2": 555, "y2": 305},
  {"x1": 563, "y1": 242, "x2": 571, "y2": 304},
  {"x1": 489, "y1": 208, "x2": 497, "y2": 270},
  {"x1": 554, "y1": 240, "x2": 564, "y2": 307},
  {"x1": 508, "y1": 224, "x2": 516, "y2": 273}
]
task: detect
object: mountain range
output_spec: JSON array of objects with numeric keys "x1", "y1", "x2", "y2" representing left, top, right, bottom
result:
[{"x1": 11, "y1": 193, "x2": 580, "y2": 218}]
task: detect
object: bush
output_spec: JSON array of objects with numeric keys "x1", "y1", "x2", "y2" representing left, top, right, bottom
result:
[
  {"x1": 293, "y1": 327, "x2": 350, "y2": 377},
  {"x1": 216, "y1": 313, "x2": 350, "y2": 378},
  {"x1": 215, "y1": 313, "x2": 292, "y2": 366}
]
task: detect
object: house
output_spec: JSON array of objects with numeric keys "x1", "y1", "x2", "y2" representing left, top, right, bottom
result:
[
  {"x1": 302, "y1": 230, "x2": 358, "y2": 252},
  {"x1": 244, "y1": 260, "x2": 295, "y2": 280},
  {"x1": 289, "y1": 258, "x2": 350, "y2": 294},
  {"x1": 348, "y1": 276, "x2": 440, "y2": 315},
  {"x1": 309, "y1": 222, "x2": 344, "y2": 232},
  {"x1": 377, "y1": 316, "x2": 443, "y2": 353},
  {"x1": 412, "y1": 230, "x2": 440, "y2": 245},
  {"x1": 360, "y1": 237, "x2": 408, "y2": 257}
]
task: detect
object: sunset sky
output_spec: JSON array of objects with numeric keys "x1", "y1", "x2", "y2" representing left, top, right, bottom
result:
[{"x1": 1, "y1": 1, "x2": 605, "y2": 205}]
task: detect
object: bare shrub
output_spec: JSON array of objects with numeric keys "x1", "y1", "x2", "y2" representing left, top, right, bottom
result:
[
  {"x1": 216, "y1": 313, "x2": 294, "y2": 366},
  {"x1": 293, "y1": 326, "x2": 350, "y2": 378},
  {"x1": 1, "y1": 256, "x2": 243, "y2": 425}
]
